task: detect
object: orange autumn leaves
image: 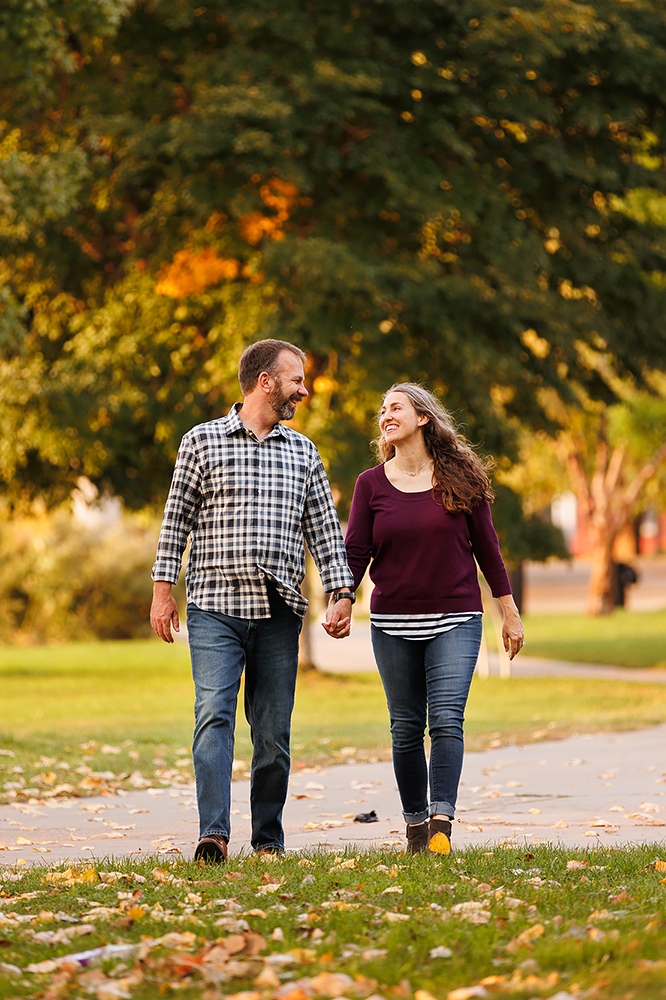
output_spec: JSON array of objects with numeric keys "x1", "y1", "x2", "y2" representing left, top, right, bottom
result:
[
  {"x1": 156, "y1": 179, "x2": 306, "y2": 299},
  {"x1": 239, "y1": 177, "x2": 303, "y2": 246},
  {"x1": 155, "y1": 249, "x2": 240, "y2": 298}
]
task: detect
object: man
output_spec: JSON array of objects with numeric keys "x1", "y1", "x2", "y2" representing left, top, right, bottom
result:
[{"x1": 150, "y1": 339, "x2": 354, "y2": 861}]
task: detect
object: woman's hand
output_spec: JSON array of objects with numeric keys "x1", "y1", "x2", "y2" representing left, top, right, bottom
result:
[{"x1": 497, "y1": 594, "x2": 525, "y2": 660}]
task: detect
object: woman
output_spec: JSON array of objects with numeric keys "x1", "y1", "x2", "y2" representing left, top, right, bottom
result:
[{"x1": 344, "y1": 384, "x2": 524, "y2": 855}]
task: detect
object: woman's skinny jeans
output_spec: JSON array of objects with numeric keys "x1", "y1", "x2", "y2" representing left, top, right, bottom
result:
[{"x1": 371, "y1": 617, "x2": 482, "y2": 824}]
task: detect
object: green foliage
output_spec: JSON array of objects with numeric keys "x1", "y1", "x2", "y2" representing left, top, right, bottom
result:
[
  {"x1": 2, "y1": 0, "x2": 666, "y2": 567},
  {"x1": 0, "y1": 502, "x2": 170, "y2": 642},
  {"x1": 492, "y1": 483, "x2": 569, "y2": 565}
]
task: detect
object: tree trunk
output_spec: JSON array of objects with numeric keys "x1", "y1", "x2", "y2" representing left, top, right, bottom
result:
[{"x1": 586, "y1": 532, "x2": 618, "y2": 616}]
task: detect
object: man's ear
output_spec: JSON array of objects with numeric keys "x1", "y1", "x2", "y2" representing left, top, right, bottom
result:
[{"x1": 257, "y1": 370, "x2": 273, "y2": 394}]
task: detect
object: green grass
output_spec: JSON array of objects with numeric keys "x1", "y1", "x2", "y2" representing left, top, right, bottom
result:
[
  {"x1": 514, "y1": 610, "x2": 666, "y2": 669},
  {"x1": 3, "y1": 640, "x2": 666, "y2": 804},
  {"x1": 1, "y1": 846, "x2": 666, "y2": 999}
]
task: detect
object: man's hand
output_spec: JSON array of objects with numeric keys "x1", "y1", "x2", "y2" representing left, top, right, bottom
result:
[
  {"x1": 150, "y1": 581, "x2": 180, "y2": 644},
  {"x1": 322, "y1": 593, "x2": 352, "y2": 639}
]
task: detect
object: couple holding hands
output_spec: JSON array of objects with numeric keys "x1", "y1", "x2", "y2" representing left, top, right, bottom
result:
[{"x1": 150, "y1": 339, "x2": 524, "y2": 861}]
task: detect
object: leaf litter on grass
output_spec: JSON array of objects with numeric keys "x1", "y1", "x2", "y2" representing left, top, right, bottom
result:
[{"x1": 2, "y1": 845, "x2": 666, "y2": 999}]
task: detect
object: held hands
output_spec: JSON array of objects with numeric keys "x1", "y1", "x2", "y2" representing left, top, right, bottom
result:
[
  {"x1": 150, "y1": 582, "x2": 180, "y2": 644},
  {"x1": 322, "y1": 593, "x2": 352, "y2": 639},
  {"x1": 498, "y1": 594, "x2": 525, "y2": 660}
]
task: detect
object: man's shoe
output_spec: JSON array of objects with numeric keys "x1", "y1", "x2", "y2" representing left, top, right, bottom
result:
[
  {"x1": 194, "y1": 834, "x2": 228, "y2": 863},
  {"x1": 255, "y1": 846, "x2": 284, "y2": 857},
  {"x1": 406, "y1": 822, "x2": 429, "y2": 855},
  {"x1": 428, "y1": 818, "x2": 452, "y2": 855}
]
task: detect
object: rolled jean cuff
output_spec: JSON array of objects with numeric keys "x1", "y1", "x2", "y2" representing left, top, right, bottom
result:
[
  {"x1": 403, "y1": 809, "x2": 429, "y2": 825},
  {"x1": 430, "y1": 801, "x2": 455, "y2": 819},
  {"x1": 202, "y1": 829, "x2": 229, "y2": 842}
]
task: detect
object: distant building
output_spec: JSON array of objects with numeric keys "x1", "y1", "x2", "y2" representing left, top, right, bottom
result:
[{"x1": 550, "y1": 492, "x2": 666, "y2": 558}]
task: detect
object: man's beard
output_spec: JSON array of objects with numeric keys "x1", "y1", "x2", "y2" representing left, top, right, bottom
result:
[{"x1": 268, "y1": 376, "x2": 300, "y2": 421}]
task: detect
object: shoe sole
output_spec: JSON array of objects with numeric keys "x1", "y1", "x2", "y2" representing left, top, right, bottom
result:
[{"x1": 194, "y1": 841, "x2": 226, "y2": 863}]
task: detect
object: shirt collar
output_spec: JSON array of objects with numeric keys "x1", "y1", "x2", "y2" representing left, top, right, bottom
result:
[{"x1": 224, "y1": 402, "x2": 287, "y2": 440}]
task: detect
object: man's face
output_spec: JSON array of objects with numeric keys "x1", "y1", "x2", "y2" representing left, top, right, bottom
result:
[{"x1": 268, "y1": 351, "x2": 309, "y2": 420}]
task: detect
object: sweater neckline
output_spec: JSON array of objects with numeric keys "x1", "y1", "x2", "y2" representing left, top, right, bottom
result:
[{"x1": 379, "y1": 463, "x2": 434, "y2": 500}]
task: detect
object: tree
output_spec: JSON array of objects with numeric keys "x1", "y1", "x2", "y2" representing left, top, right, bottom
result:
[
  {"x1": 501, "y1": 354, "x2": 666, "y2": 615},
  {"x1": 2, "y1": 0, "x2": 666, "y2": 537},
  {"x1": 548, "y1": 364, "x2": 666, "y2": 616}
]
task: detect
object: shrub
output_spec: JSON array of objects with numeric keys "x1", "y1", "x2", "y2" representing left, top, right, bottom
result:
[{"x1": 0, "y1": 488, "x2": 182, "y2": 643}]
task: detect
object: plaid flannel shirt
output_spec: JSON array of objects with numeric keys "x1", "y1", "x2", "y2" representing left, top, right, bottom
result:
[{"x1": 152, "y1": 404, "x2": 353, "y2": 618}]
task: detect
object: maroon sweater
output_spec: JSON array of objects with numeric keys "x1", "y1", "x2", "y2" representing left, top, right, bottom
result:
[{"x1": 345, "y1": 464, "x2": 511, "y2": 614}]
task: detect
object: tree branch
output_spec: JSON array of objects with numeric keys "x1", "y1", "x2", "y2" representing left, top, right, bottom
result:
[{"x1": 621, "y1": 442, "x2": 666, "y2": 512}]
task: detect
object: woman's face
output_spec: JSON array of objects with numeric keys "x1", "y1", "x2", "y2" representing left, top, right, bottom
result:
[{"x1": 379, "y1": 391, "x2": 428, "y2": 444}]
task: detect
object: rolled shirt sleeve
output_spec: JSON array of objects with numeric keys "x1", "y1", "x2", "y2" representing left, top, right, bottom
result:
[
  {"x1": 302, "y1": 454, "x2": 354, "y2": 593},
  {"x1": 151, "y1": 435, "x2": 202, "y2": 585}
]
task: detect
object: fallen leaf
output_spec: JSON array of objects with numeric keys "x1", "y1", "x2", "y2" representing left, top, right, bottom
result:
[
  {"x1": 26, "y1": 960, "x2": 59, "y2": 974},
  {"x1": 551, "y1": 820, "x2": 569, "y2": 829},
  {"x1": 310, "y1": 972, "x2": 355, "y2": 996},
  {"x1": 152, "y1": 868, "x2": 174, "y2": 883},
  {"x1": 45, "y1": 868, "x2": 98, "y2": 887},
  {"x1": 450, "y1": 902, "x2": 490, "y2": 925},
  {"x1": 447, "y1": 988, "x2": 487, "y2": 1000},
  {"x1": 506, "y1": 923, "x2": 544, "y2": 953},
  {"x1": 329, "y1": 858, "x2": 359, "y2": 872},
  {"x1": 429, "y1": 945, "x2": 453, "y2": 959},
  {"x1": 361, "y1": 948, "x2": 387, "y2": 960},
  {"x1": 255, "y1": 966, "x2": 281, "y2": 989},
  {"x1": 383, "y1": 912, "x2": 410, "y2": 923},
  {"x1": 430, "y1": 831, "x2": 451, "y2": 854}
]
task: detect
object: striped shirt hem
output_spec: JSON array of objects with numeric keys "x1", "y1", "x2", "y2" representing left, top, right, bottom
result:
[{"x1": 370, "y1": 611, "x2": 482, "y2": 641}]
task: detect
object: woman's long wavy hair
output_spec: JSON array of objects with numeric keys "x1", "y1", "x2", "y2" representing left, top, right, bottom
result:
[{"x1": 374, "y1": 383, "x2": 494, "y2": 513}]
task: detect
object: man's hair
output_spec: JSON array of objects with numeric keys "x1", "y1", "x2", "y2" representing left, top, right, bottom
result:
[{"x1": 238, "y1": 339, "x2": 307, "y2": 394}]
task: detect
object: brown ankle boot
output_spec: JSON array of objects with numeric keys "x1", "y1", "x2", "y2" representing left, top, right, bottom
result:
[
  {"x1": 406, "y1": 821, "x2": 429, "y2": 855},
  {"x1": 428, "y1": 818, "x2": 452, "y2": 855}
]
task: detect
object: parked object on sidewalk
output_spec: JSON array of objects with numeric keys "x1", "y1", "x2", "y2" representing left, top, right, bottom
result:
[
  {"x1": 614, "y1": 562, "x2": 638, "y2": 607},
  {"x1": 354, "y1": 810, "x2": 379, "y2": 823}
]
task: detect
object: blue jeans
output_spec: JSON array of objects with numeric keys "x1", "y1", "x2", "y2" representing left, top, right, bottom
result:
[
  {"x1": 187, "y1": 587, "x2": 301, "y2": 852},
  {"x1": 371, "y1": 617, "x2": 482, "y2": 823}
]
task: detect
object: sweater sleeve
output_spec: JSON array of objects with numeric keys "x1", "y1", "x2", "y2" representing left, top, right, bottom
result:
[
  {"x1": 466, "y1": 501, "x2": 512, "y2": 598},
  {"x1": 344, "y1": 472, "x2": 375, "y2": 591}
]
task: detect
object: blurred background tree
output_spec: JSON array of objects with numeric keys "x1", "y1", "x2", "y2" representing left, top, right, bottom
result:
[{"x1": 2, "y1": 0, "x2": 666, "y2": 635}]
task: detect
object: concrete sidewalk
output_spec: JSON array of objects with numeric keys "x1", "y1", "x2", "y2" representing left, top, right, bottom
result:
[
  {"x1": 311, "y1": 620, "x2": 666, "y2": 683},
  {"x1": 2, "y1": 724, "x2": 665, "y2": 864}
]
